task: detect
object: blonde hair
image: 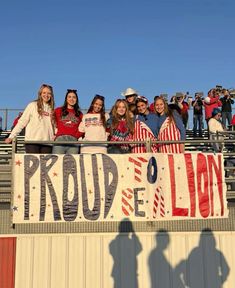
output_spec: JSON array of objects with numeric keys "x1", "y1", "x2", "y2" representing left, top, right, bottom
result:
[{"x1": 36, "y1": 84, "x2": 55, "y2": 117}]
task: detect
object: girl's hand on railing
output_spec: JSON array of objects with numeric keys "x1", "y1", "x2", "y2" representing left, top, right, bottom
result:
[{"x1": 4, "y1": 137, "x2": 13, "y2": 144}]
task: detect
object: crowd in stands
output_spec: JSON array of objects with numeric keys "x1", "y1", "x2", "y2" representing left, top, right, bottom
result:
[{"x1": 3, "y1": 83, "x2": 235, "y2": 154}]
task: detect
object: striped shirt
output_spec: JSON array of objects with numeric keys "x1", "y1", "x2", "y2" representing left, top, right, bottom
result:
[{"x1": 158, "y1": 117, "x2": 181, "y2": 153}]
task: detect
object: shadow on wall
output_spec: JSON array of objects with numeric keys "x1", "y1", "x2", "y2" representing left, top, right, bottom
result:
[
  {"x1": 109, "y1": 220, "x2": 230, "y2": 288},
  {"x1": 148, "y1": 228, "x2": 230, "y2": 288},
  {"x1": 109, "y1": 218, "x2": 142, "y2": 288}
]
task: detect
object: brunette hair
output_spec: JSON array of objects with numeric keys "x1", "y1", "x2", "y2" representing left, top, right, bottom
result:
[
  {"x1": 61, "y1": 89, "x2": 81, "y2": 117},
  {"x1": 87, "y1": 94, "x2": 106, "y2": 127},
  {"x1": 36, "y1": 84, "x2": 55, "y2": 116},
  {"x1": 111, "y1": 99, "x2": 134, "y2": 134}
]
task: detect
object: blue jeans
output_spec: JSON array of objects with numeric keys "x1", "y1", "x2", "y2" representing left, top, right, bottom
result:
[
  {"x1": 53, "y1": 135, "x2": 79, "y2": 154},
  {"x1": 222, "y1": 112, "x2": 232, "y2": 128},
  {"x1": 193, "y1": 114, "x2": 203, "y2": 137}
]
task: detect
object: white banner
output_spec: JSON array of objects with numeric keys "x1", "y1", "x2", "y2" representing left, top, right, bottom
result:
[{"x1": 12, "y1": 152, "x2": 229, "y2": 223}]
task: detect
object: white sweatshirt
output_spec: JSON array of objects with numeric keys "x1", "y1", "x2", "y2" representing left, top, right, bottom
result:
[
  {"x1": 78, "y1": 112, "x2": 109, "y2": 153},
  {"x1": 9, "y1": 101, "x2": 54, "y2": 141}
]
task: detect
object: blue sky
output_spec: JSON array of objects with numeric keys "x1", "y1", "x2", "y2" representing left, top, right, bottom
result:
[{"x1": 1, "y1": 0, "x2": 235, "y2": 111}]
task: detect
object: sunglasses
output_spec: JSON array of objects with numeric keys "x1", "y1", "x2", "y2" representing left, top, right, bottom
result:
[
  {"x1": 95, "y1": 94, "x2": 105, "y2": 100},
  {"x1": 67, "y1": 89, "x2": 77, "y2": 93},
  {"x1": 42, "y1": 83, "x2": 53, "y2": 89},
  {"x1": 125, "y1": 94, "x2": 136, "y2": 98}
]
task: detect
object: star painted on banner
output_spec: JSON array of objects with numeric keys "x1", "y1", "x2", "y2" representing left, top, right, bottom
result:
[
  {"x1": 12, "y1": 206, "x2": 18, "y2": 211},
  {"x1": 121, "y1": 175, "x2": 124, "y2": 178},
  {"x1": 89, "y1": 190, "x2": 93, "y2": 194},
  {"x1": 110, "y1": 215, "x2": 114, "y2": 219},
  {"x1": 31, "y1": 214, "x2": 34, "y2": 217},
  {"x1": 15, "y1": 160, "x2": 22, "y2": 166},
  {"x1": 17, "y1": 194, "x2": 21, "y2": 199},
  {"x1": 53, "y1": 172, "x2": 58, "y2": 177},
  {"x1": 32, "y1": 186, "x2": 36, "y2": 189}
]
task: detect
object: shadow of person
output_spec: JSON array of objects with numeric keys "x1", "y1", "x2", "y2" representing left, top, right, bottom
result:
[
  {"x1": 148, "y1": 229, "x2": 173, "y2": 288},
  {"x1": 109, "y1": 218, "x2": 142, "y2": 288},
  {"x1": 174, "y1": 228, "x2": 230, "y2": 288}
]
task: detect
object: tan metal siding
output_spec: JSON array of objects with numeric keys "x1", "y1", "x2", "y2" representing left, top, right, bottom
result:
[{"x1": 14, "y1": 232, "x2": 235, "y2": 288}]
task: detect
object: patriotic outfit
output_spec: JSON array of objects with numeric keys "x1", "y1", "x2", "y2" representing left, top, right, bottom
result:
[
  {"x1": 158, "y1": 117, "x2": 181, "y2": 153},
  {"x1": 107, "y1": 118, "x2": 133, "y2": 153},
  {"x1": 78, "y1": 112, "x2": 109, "y2": 154},
  {"x1": 53, "y1": 107, "x2": 83, "y2": 154},
  {"x1": 132, "y1": 113, "x2": 159, "y2": 153}
]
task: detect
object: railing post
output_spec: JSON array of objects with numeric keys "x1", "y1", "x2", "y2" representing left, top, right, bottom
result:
[
  {"x1": 12, "y1": 138, "x2": 17, "y2": 155},
  {"x1": 146, "y1": 138, "x2": 152, "y2": 153}
]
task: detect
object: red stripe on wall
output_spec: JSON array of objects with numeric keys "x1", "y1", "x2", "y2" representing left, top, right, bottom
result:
[{"x1": 0, "y1": 237, "x2": 16, "y2": 288}]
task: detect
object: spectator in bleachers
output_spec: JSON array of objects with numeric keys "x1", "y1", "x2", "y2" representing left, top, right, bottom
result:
[
  {"x1": 132, "y1": 96, "x2": 159, "y2": 153},
  {"x1": 220, "y1": 89, "x2": 234, "y2": 128},
  {"x1": 170, "y1": 93, "x2": 189, "y2": 128},
  {"x1": 78, "y1": 94, "x2": 109, "y2": 154},
  {"x1": 154, "y1": 97, "x2": 185, "y2": 153},
  {"x1": 5, "y1": 84, "x2": 55, "y2": 153},
  {"x1": 121, "y1": 87, "x2": 138, "y2": 114},
  {"x1": 107, "y1": 99, "x2": 134, "y2": 154},
  {"x1": 192, "y1": 93, "x2": 204, "y2": 137},
  {"x1": 204, "y1": 88, "x2": 222, "y2": 125},
  {"x1": 0, "y1": 115, "x2": 2, "y2": 133},
  {"x1": 231, "y1": 114, "x2": 235, "y2": 130},
  {"x1": 11, "y1": 112, "x2": 25, "y2": 136},
  {"x1": 52, "y1": 89, "x2": 83, "y2": 154},
  {"x1": 208, "y1": 108, "x2": 224, "y2": 152},
  {"x1": 121, "y1": 87, "x2": 138, "y2": 105},
  {"x1": 149, "y1": 95, "x2": 159, "y2": 113}
]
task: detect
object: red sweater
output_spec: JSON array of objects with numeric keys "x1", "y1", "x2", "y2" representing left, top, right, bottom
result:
[
  {"x1": 204, "y1": 96, "x2": 222, "y2": 120},
  {"x1": 54, "y1": 107, "x2": 83, "y2": 139}
]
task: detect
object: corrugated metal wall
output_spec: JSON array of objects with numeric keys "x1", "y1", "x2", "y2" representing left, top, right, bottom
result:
[
  {"x1": 11, "y1": 231, "x2": 235, "y2": 288},
  {"x1": 0, "y1": 237, "x2": 16, "y2": 288}
]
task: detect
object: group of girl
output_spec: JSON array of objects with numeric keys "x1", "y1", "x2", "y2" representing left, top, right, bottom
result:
[{"x1": 5, "y1": 83, "x2": 186, "y2": 154}]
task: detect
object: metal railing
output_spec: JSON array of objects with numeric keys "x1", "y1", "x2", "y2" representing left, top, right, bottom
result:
[{"x1": 1, "y1": 107, "x2": 235, "y2": 131}]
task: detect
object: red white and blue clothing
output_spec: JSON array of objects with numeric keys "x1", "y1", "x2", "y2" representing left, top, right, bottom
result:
[
  {"x1": 157, "y1": 117, "x2": 181, "y2": 153},
  {"x1": 157, "y1": 112, "x2": 185, "y2": 153},
  {"x1": 78, "y1": 112, "x2": 109, "y2": 154},
  {"x1": 54, "y1": 107, "x2": 83, "y2": 139},
  {"x1": 132, "y1": 113, "x2": 159, "y2": 153},
  {"x1": 107, "y1": 118, "x2": 133, "y2": 153},
  {"x1": 53, "y1": 107, "x2": 83, "y2": 154}
]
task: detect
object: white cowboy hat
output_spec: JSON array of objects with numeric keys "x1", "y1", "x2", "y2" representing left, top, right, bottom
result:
[{"x1": 121, "y1": 87, "x2": 138, "y2": 97}]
